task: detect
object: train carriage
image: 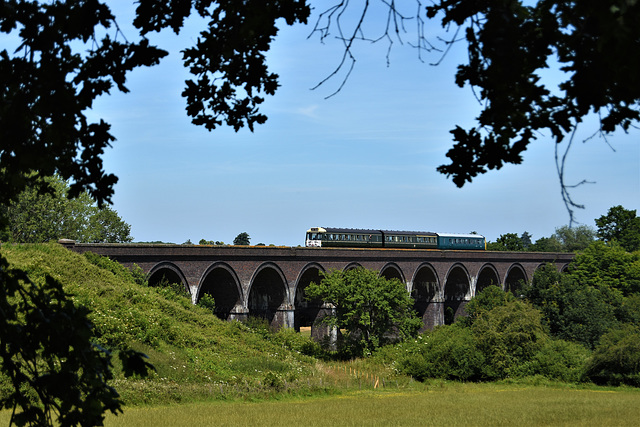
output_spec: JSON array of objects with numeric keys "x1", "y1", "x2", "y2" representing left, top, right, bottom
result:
[
  {"x1": 436, "y1": 233, "x2": 486, "y2": 250},
  {"x1": 306, "y1": 227, "x2": 439, "y2": 249},
  {"x1": 306, "y1": 227, "x2": 485, "y2": 250}
]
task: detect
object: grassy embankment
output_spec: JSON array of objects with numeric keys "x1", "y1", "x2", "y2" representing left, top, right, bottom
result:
[
  {"x1": 0, "y1": 243, "x2": 405, "y2": 405},
  {"x1": 1, "y1": 243, "x2": 639, "y2": 426}
]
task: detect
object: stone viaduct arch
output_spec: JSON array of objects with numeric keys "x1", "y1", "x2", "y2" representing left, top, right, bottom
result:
[
  {"x1": 61, "y1": 242, "x2": 574, "y2": 330},
  {"x1": 196, "y1": 262, "x2": 244, "y2": 320},
  {"x1": 147, "y1": 262, "x2": 189, "y2": 293}
]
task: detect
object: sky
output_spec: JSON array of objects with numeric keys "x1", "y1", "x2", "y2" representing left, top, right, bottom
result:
[{"x1": 93, "y1": 2, "x2": 639, "y2": 246}]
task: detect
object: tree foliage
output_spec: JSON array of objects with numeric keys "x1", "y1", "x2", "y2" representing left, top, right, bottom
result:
[
  {"x1": 309, "y1": 1, "x2": 640, "y2": 197},
  {"x1": 1, "y1": 0, "x2": 310, "y2": 206},
  {"x1": 397, "y1": 290, "x2": 588, "y2": 382},
  {"x1": 486, "y1": 233, "x2": 524, "y2": 251},
  {"x1": 426, "y1": 0, "x2": 640, "y2": 189},
  {"x1": 551, "y1": 225, "x2": 596, "y2": 252},
  {"x1": 1, "y1": 175, "x2": 132, "y2": 243},
  {"x1": 595, "y1": 205, "x2": 640, "y2": 252},
  {"x1": 233, "y1": 232, "x2": 251, "y2": 246},
  {"x1": 305, "y1": 268, "x2": 421, "y2": 357},
  {"x1": 526, "y1": 243, "x2": 640, "y2": 350},
  {"x1": 0, "y1": 256, "x2": 122, "y2": 426},
  {"x1": 584, "y1": 324, "x2": 640, "y2": 387}
]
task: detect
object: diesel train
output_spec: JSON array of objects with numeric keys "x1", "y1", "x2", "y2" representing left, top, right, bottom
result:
[{"x1": 305, "y1": 227, "x2": 486, "y2": 250}]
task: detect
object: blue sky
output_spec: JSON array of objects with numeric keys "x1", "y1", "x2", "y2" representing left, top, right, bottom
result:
[{"x1": 94, "y1": 3, "x2": 639, "y2": 246}]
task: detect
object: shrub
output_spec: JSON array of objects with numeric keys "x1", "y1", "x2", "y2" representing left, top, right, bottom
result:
[
  {"x1": 527, "y1": 339, "x2": 591, "y2": 383},
  {"x1": 397, "y1": 325, "x2": 485, "y2": 381},
  {"x1": 472, "y1": 300, "x2": 547, "y2": 379},
  {"x1": 462, "y1": 284, "x2": 514, "y2": 326},
  {"x1": 583, "y1": 324, "x2": 640, "y2": 387},
  {"x1": 198, "y1": 293, "x2": 215, "y2": 312}
]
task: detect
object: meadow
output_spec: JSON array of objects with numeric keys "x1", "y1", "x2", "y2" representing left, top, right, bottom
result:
[{"x1": 106, "y1": 383, "x2": 640, "y2": 426}]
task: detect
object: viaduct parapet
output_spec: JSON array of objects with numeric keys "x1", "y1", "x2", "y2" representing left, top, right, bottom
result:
[{"x1": 61, "y1": 242, "x2": 574, "y2": 331}]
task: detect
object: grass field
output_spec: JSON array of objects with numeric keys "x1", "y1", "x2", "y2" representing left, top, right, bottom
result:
[
  {"x1": 98, "y1": 383, "x2": 640, "y2": 426},
  {"x1": 2, "y1": 383, "x2": 639, "y2": 426}
]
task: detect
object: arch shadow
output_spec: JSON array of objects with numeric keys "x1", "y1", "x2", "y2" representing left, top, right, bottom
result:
[
  {"x1": 443, "y1": 263, "x2": 470, "y2": 325},
  {"x1": 476, "y1": 263, "x2": 500, "y2": 295},
  {"x1": 197, "y1": 262, "x2": 243, "y2": 320},
  {"x1": 504, "y1": 263, "x2": 528, "y2": 296},
  {"x1": 411, "y1": 263, "x2": 440, "y2": 330},
  {"x1": 147, "y1": 262, "x2": 189, "y2": 294},
  {"x1": 247, "y1": 262, "x2": 291, "y2": 328},
  {"x1": 293, "y1": 263, "x2": 326, "y2": 332},
  {"x1": 380, "y1": 262, "x2": 405, "y2": 284}
]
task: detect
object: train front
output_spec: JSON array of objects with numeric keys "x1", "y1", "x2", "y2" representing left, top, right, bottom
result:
[{"x1": 305, "y1": 227, "x2": 326, "y2": 247}]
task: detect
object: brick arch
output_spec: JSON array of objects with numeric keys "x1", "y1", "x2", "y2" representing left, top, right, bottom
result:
[
  {"x1": 475, "y1": 263, "x2": 500, "y2": 295},
  {"x1": 444, "y1": 263, "x2": 471, "y2": 324},
  {"x1": 379, "y1": 262, "x2": 405, "y2": 284},
  {"x1": 504, "y1": 263, "x2": 528, "y2": 296},
  {"x1": 196, "y1": 262, "x2": 243, "y2": 320},
  {"x1": 343, "y1": 262, "x2": 362, "y2": 271},
  {"x1": 293, "y1": 263, "x2": 326, "y2": 331},
  {"x1": 247, "y1": 262, "x2": 291, "y2": 327},
  {"x1": 411, "y1": 263, "x2": 441, "y2": 330},
  {"x1": 147, "y1": 262, "x2": 189, "y2": 293}
]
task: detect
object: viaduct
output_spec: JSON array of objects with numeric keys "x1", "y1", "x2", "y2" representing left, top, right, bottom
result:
[{"x1": 61, "y1": 242, "x2": 574, "y2": 333}]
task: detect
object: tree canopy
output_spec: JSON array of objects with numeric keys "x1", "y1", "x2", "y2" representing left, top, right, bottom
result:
[
  {"x1": 3, "y1": 1, "x2": 637, "y2": 208},
  {"x1": 0, "y1": 175, "x2": 132, "y2": 243},
  {"x1": 595, "y1": 205, "x2": 640, "y2": 252},
  {"x1": 233, "y1": 232, "x2": 251, "y2": 246},
  {"x1": 305, "y1": 268, "x2": 421, "y2": 357}
]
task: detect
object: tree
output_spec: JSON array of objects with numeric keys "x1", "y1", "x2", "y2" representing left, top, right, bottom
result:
[
  {"x1": 529, "y1": 236, "x2": 563, "y2": 252},
  {"x1": 1, "y1": 175, "x2": 132, "y2": 243},
  {"x1": 233, "y1": 232, "x2": 251, "y2": 246},
  {"x1": 305, "y1": 268, "x2": 422, "y2": 357},
  {"x1": 526, "y1": 262, "x2": 621, "y2": 349},
  {"x1": 311, "y1": 1, "x2": 640, "y2": 224},
  {"x1": 471, "y1": 299, "x2": 547, "y2": 379},
  {"x1": 569, "y1": 241, "x2": 640, "y2": 297},
  {"x1": 595, "y1": 205, "x2": 640, "y2": 252},
  {"x1": 487, "y1": 233, "x2": 523, "y2": 251},
  {"x1": 520, "y1": 232, "x2": 533, "y2": 251},
  {"x1": 552, "y1": 225, "x2": 596, "y2": 252}
]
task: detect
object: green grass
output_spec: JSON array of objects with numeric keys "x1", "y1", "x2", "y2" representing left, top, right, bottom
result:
[{"x1": 97, "y1": 383, "x2": 639, "y2": 426}]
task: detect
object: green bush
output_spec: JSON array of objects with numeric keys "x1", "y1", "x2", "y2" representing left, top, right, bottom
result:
[
  {"x1": 584, "y1": 324, "x2": 640, "y2": 387},
  {"x1": 462, "y1": 284, "x2": 514, "y2": 326},
  {"x1": 198, "y1": 293, "x2": 215, "y2": 312},
  {"x1": 527, "y1": 339, "x2": 591, "y2": 383},
  {"x1": 471, "y1": 299, "x2": 547, "y2": 380},
  {"x1": 397, "y1": 325, "x2": 485, "y2": 381},
  {"x1": 271, "y1": 327, "x2": 324, "y2": 358}
]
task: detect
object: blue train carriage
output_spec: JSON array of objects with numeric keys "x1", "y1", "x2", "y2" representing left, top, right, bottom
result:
[
  {"x1": 436, "y1": 232, "x2": 486, "y2": 250},
  {"x1": 305, "y1": 227, "x2": 438, "y2": 249}
]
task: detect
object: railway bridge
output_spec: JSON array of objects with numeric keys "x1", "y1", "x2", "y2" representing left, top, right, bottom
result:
[{"x1": 61, "y1": 241, "x2": 573, "y2": 332}]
